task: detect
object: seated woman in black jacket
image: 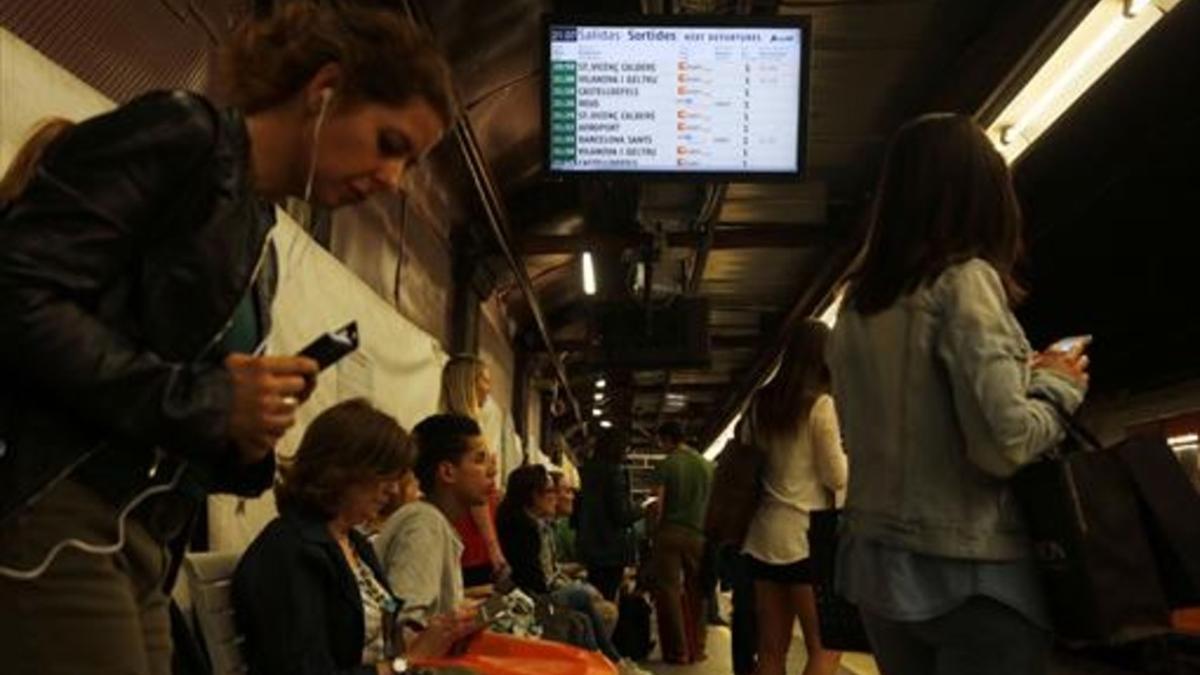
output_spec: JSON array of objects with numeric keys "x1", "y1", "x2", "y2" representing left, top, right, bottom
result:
[
  {"x1": 495, "y1": 465, "x2": 634, "y2": 670},
  {"x1": 495, "y1": 465, "x2": 559, "y2": 595},
  {"x1": 233, "y1": 399, "x2": 470, "y2": 675}
]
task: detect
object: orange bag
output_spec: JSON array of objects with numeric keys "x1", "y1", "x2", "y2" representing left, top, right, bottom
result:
[
  {"x1": 412, "y1": 631, "x2": 617, "y2": 675},
  {"x1": 1173, "y1": 608, "x2": 1200, "y2": 635}
]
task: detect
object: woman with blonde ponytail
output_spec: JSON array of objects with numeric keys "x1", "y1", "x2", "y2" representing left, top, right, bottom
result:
[{"x1": 439, "y1": 355, "x2": 510, "y2": 586}]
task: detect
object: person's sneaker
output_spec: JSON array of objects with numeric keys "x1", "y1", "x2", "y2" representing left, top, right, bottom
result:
[{"x1": 617, "y1": 658, "x2": 654, "y2": 675}]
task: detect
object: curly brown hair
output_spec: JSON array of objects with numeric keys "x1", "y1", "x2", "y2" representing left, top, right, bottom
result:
[
  {"x1": 216, "y1": 3, "x2": 454, "y2": 122},
  {"x1": 275, "y1": 398, "x2": 414, "y2": 519}
]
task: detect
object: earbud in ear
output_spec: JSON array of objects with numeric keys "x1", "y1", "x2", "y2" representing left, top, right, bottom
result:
[{"x1": 304, "y1": 88, "x2": 335, "y2": 202}]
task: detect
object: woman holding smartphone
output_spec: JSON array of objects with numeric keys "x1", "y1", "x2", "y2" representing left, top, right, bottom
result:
[{"x1": 827, "y1": 114, "x2": 1088, "y2": 675}]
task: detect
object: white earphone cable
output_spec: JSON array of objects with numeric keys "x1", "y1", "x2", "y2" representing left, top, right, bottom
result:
[
  {"x1": 286, "y1": 89, "x2": 332, "y2": 274},
  {"x1": 303, "y1": 89, "x2": 331, "y2": 203},
  {"x1": 0, "y1": 461, "x2": 187, "y2": 580}
]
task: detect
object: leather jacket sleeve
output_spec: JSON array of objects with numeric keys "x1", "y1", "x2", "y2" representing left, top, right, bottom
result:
[{"x1": 0, "y1": 92, "x2": 235, "y2": 461}]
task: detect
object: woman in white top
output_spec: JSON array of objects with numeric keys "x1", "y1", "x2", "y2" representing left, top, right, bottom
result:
[{"x1": 742, "y1": 319, "x2": 848, "y2": 675}]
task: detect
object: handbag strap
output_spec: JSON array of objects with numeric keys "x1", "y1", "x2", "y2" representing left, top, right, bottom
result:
[
  {"x1": 739, "y1": 399, "x2": 760, "y2": 449},
  {"x1": 1030, "y1": 392, "x2": 1102, "y2": 453}
]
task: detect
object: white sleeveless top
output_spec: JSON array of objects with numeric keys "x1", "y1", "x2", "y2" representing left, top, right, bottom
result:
[{"x1": 742, "y1": 395, "x2": 848, "y2": 565}]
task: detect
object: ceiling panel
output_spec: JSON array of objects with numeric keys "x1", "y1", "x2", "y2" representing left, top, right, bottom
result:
[{"x1": 0, "y1": 0, "x2": 243, "y2": 103}]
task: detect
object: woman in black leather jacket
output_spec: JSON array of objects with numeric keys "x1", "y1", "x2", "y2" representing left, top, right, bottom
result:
[{"x1": 0, "y1": 5, "x2": 453, "y2": 673}]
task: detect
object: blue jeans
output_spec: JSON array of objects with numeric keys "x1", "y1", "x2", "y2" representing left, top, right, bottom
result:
[
  {"x1": 553, "y1": 582, "x2": 621, "y2": 662},
  {"x1": 861, "y1": 596, "x2": 1052, "y2": 675}
]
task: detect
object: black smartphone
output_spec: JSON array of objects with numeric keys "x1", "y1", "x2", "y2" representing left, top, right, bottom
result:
[
  {"x1": 477, "y1": 594, "x2": 510, "y2": 627},
  {"x1": 298, "y1": 321, "x2": 359, "y2": 370}
]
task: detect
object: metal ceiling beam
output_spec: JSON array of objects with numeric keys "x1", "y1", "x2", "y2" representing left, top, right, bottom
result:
[
  {"x1": 402, "y1": 0, "x2": 583, "y2": 427},
  {"x1": 532, "y1": 333, "x2": 761, "y2": 354},
  {"x1": 634, "y1": 405, "x2": 713, "y2": 417},
  {"x1": 517, "y1": 223, "x2": 836, "y2": 255},
  {"x1": 666, "y1": 182, "x2": 725, "y2": 426},
  {"x1": 685, "y1": 184, "x2": 728, "y2": 297},
  {"x1": 576, "y1": 381, "x2": 731, "y2": 404},
  {"x1": 632, "y1": 382, "x2": 730, "y2": 394},
  {"x1": 579, "y1": 382, "x2": 730, "y2": 399}
]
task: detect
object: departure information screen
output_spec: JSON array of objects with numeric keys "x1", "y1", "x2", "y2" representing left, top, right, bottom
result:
[{"x1": 546, "y1": 22, "x2": 806, "y2": 177}]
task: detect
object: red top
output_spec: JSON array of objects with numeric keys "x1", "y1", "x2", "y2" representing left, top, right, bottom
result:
[{"x1": 454, "y1": 491, "x2": 498, "y2": 568}]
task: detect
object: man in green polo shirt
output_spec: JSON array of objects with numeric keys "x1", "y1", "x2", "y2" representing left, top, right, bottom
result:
[{"x1": 649, "y1": 421, "x2": 714, "y2": 664}]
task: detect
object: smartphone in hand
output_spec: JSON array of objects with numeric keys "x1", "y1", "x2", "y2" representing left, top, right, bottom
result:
[
  {"x1": 1047, "y1": 334, "x2": 1091, "y2": 356},
  {"x1": 298, "y1": 321, "x2": 359, "y2": 370}
]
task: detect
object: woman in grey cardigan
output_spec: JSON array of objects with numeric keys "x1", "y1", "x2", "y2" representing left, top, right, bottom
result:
[{"x1": 827, "y1": 114, "x2": 1089, "y2": 675}]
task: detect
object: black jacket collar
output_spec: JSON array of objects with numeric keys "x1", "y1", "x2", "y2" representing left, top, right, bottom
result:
[{"x1": 281, "y1": 508, "x2": 391, "y2": 609}]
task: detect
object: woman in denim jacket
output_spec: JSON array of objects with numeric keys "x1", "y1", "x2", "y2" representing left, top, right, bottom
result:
[{"x1": 826, "y1": 114, "x2": 1089, "y2": 675}]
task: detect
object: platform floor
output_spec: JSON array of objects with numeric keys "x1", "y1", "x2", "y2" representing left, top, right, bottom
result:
[{"x1": 627, "y1": 597, "x2": 1189, "y2": 674}]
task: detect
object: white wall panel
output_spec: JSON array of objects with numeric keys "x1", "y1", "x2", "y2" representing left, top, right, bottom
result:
[
  {"x1": 209, "y1": 215, "x2": 451, "y2": 552},
  {"x1": 0, "y1": 27, "x2": 112, "y2": 166}
]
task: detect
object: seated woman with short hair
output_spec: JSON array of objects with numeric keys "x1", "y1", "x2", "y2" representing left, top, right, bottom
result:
[
  {"x1": 233, "y1": 399, "x2": 469, "y2": 675},
  {"x1": 496, "y1": 465, "x2": 635, "y2": 670}
]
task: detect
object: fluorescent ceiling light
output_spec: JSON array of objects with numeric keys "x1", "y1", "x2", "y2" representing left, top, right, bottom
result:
[
  {"x1": 1126, "y1": 0, "x2": 1154, "y2": 15},
  {"x1": 817, "y1": 289, "x2": 844, "y2": 328},
  {"x1": 704, "y1": 413, "x2": 742, "y2": 460},
  {"x1": 986, "y1": 0, "x2": 1178, "y2": 163},
  {"x1": 582, "y1": 252, "x2": 597, "y2": 296},
  {"x1": 1168, "y1": 433, "x2": 1199, "y2": 446}
]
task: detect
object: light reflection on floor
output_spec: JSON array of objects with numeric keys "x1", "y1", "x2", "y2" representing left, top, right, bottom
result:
[{"x1": 636, "y1": 622, "x2": 879, "y2": 675}]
